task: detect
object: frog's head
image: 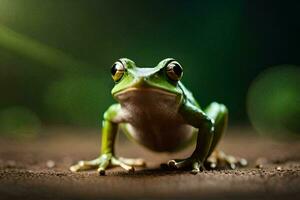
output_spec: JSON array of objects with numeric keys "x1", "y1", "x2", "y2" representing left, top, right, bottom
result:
[{"x1": 110, "y1": 58, "x2": 184, "y2": 100}]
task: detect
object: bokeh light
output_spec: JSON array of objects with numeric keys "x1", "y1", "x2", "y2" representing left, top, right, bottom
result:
[{"x1": 247, "y1": 65, "x2": 300, "y2": 137}]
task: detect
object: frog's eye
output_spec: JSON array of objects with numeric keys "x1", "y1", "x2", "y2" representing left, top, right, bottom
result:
[
  {"x1": 166, "y1": 61, "x2": 183, "y2": 81},
  {"x1": 111, "y1": 61, "x2": 125, "y2": 82}
]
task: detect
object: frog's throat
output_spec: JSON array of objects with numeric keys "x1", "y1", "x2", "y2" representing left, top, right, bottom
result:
[{"x1": 114, "y1": 87, "x2": 177, "y2": 97}]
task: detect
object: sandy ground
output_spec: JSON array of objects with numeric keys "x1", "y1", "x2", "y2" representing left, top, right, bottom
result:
[{"x1": 0, "y1": 127, "x2": 300, "y2": 200}]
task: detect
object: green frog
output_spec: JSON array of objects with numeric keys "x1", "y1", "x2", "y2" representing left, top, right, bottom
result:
[{"x1": 70, "y1": 58, "x2": 246, "y2": 175}]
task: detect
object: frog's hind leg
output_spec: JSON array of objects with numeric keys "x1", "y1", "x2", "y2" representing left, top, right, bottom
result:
[
  {"x1": 206, "y1": 150, "x2": 247, "y2": 169},
  {"x1": 204, "y1": 102, "x2": 247, "y2": 169}
]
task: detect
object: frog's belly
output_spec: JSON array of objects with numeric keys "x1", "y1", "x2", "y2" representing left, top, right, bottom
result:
[
  {"x1": 123, "y1": 123, "x2": 194, "y2": 152},
  {"x1": 116, "y1": 88, "x2": 195, "y2": 152}
]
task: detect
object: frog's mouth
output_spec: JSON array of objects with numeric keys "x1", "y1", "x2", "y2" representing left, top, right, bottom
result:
[
  {"x1": 115, "y1": 87, "x2": 176, "y2": 97},
  {"x1": 114, "y1": 87, "x2": 183, "y2": 117},
  {"x1": 114, "y1": 87, "x2": 181, "y2": 105}
]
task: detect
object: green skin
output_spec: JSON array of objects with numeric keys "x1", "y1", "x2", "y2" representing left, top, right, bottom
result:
[{"x1": 70, "y1": 58, "x2": 244, "y2": 175}]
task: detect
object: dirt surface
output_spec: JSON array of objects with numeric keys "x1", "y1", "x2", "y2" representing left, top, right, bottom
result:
[{"x1": 0, "y1": 127, "x2": 300, "y2": 200}]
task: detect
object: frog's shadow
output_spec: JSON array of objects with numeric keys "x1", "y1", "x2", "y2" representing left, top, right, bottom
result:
[{"x1": 110, "y1": 164, "x2": 234, "y2": 177}]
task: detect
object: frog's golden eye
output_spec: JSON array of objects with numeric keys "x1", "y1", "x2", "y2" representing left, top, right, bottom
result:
[
  {"x1": 111, "y1": 61, "x2": 125, "y2": 82},
  {"x1": 166, "y1": 61, "x2": 183, "y2": 81}
]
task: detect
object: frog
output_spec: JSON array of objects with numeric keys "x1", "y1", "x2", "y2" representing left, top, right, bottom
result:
[{"x1": 70, "y1": 58, "x2": 247, "y2": 175}]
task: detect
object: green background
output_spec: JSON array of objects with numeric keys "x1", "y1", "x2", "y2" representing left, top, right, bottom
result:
[{"x1": 0, "y1": 0, "x2": 299, "y2": 135}]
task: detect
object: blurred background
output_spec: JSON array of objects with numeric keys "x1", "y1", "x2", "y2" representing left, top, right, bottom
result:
[{"x1": 0, "y1": 0, "x2": 299, "y2": 138}]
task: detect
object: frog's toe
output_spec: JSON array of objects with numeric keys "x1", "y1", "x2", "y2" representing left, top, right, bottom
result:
[
  {"x1": 190, "y1": 161, "x2": 205, "y2": 174},
  {"x1": 71, "y1": 155, "x2": 145, "y2": 175},
  {"x1": 69, "y1": 163, "x2": 82, "y2": 172},
  {"x1": 111, "y1": 157, "x2": 136, "y2": 173},
  {"x1": 97, "y1": 158, "x2": 111, "y2": 175},
  {"x1": 206, "y1": 150, "x2": 247, "y2": 170},
  {"x1": 97, "y1": 156, "x2": 138, "y2": 176},
  {"x1": 167, "y1": 158, "x2": 205, "y2": 174},
  {"x1": 168, "y1": 159, "x2": 189, "y2": 169},
  {"x1": 70, "y1": 157, "x2": 102, "y2": 172},
  {"x1": 118, "y1": 157, "x2": 146, "y2": 167}
]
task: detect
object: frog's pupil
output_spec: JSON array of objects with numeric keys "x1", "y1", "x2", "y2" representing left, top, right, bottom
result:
[
  {"x1": 173, "y1": 63, "x2": 182, "y2": 77},
  {"x1": 111, "y1": 64, "x2": 117, "y2": 75}
]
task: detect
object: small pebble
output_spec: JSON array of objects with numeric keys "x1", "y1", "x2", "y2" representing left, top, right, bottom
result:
[
  {"x1": 276, "y1": 166, "x2": 282, "y2": 171},
  {"x1": 256, "y1": 164, "x2": 263, "y2": 169},
  {"x1": 255, "y1": 157, "x2": 268, "y2": 169},
  {"x1": 210, "y1": 163, "x2": 217, "y2": 169},
  {"x1": 46, "y1": 160, "x2": 56, "y2": 168},
  {"x1": 240, "y1": 158, "x2": 248, "y2": 166}
]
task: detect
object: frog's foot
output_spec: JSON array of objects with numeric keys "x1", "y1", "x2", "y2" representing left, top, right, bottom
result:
[
  {"x1": 205, "y1": 150, "x2": 247, "y2": 170},
  {"x1": 70, "y1": 154, "x2": 113, "y2": 175},
  {"x1": 167, "y1": 157, "x2": 205, "y2": 174},
  {"x1": 70, "y1": 153, "x2": 146, "y2": 175}
]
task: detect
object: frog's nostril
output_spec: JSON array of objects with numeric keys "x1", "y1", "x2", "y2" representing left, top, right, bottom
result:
[{"x1": 134, "y1": 77, "x2": 148, "y2": 87}]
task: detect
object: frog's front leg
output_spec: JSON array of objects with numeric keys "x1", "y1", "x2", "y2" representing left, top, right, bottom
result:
[
  {"x1": 168, "y1": 101, "x2": 214, "y2": 174},
  {"x1": 204, "y1": 103, "x2": 247, "y2": 169},
  {"x1": 70, "y1": 104, "x2": 145, "y2": 175}
]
